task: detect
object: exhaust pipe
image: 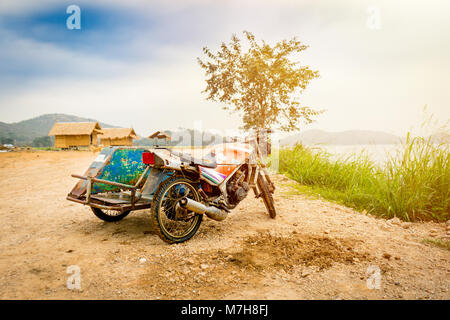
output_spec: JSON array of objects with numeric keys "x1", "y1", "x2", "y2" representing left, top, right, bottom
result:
[{"x1": 179, "y1": 198, "x2": 228, "y2": 221}]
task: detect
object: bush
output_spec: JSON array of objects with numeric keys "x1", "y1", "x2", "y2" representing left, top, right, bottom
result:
[
  {"x1": 32, "y1": 136, "x2": 52, "y2": 148},
  {"x1": 277, "y1": 135, "x2": 449, "y2": 222}
]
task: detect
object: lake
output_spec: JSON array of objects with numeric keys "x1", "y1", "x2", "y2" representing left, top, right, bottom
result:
[{"x1": 315, "y1": 144, "x2": 404, "y2": 165}]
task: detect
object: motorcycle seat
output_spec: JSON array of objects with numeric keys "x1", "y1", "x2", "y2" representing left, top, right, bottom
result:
[{"x1": 169, "y1": 150, "x2": 217, "y2": 168}]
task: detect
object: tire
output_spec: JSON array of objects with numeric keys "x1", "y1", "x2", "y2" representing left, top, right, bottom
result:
[
  {"x1": 257, "y1": 173, "x2": 276, "y2": 219},
  {"x1": 151, "y1": 176, "x2": 203, "y2": 244},
  {"x1": 91, "y1": 207, "x2": 131, "y2": 222}
]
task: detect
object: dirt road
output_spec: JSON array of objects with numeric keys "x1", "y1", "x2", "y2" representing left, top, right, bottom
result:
[{"x1": 0, "y1": 151, "x2": 448, "y2": 299}]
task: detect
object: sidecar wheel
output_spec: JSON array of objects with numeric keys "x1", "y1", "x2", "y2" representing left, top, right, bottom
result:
[
  {"x1": 91, "y1": 207, "x2": 131, "y2": 222},
  {"x1": 151, "y1": 176, "x2": 203, "y2": 244}
]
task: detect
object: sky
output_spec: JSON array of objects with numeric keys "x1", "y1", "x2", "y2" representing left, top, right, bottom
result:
[{"x1": 0, "y1": 0, "x2": 449, "y2": 137}]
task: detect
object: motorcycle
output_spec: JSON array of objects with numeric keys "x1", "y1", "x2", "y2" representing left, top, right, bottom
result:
[{"x1": 67, "y1": 132, "x2": 276, "y2": 244}]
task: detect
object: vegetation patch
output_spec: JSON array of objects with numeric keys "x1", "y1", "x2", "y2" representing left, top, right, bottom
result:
[
  {"x1": 422, "y1": 238, "x2": 450, "y2": 251},
  {"x1": 276, "y1": 134, "x2": 449, "y2": 222}
]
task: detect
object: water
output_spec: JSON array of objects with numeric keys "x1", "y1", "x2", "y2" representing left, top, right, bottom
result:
[{"x1": 312, "y1": 144, "x2": 404, "y2": 166}]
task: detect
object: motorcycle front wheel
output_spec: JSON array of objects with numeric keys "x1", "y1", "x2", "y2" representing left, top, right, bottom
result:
[
  {"x1": 151, "y1": 176, "x2": 203, "y2": 244},
  {"x1": 257, "y1": 173, "x2": 277, "y2": 219}
]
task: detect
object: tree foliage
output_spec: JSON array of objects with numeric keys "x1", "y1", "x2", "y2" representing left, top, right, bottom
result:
[
  {"x1": 32, "y1": 136, "x2": 52, "y2": 147},
  {"x1": 1, "y1": 137, "x2": 14, "y2": 145},
  {"x1": 198, "y1": 31, "x2": 321, "y2": 131}
]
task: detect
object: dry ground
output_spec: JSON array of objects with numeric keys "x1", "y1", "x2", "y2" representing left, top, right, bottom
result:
[{"x1": 0, "y1": 151, "x2": 448, "y2": 299}]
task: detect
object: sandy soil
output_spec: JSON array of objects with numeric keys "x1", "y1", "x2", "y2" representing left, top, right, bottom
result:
[{"x1": 0, "y1": 151, "x2": 448, "y2": 300}]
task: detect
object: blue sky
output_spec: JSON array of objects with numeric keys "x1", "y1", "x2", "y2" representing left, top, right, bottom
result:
[
  {"x1": 0, "y1": 3, "x2": 167, "y2": 82},
  {"x1": 0, "y1": 0, "x2": 449, "y2": 136},
  {"x1": 1, "y1": 4, "x2": 149, "y2": 52}
]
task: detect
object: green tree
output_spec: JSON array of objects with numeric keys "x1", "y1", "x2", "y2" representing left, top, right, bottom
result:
[
  {"x1": 1, "y1": 137, "x2": 14, "y2": 145},
  {"x1": 32, "y1": 136, "x2": 52, "y2": 148},
  {"x1": 198, "y1": 31, "x2": 321, "y2": 132}
]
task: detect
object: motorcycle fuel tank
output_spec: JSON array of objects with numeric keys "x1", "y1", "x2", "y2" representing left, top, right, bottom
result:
[{"x1": 206, "y1": 142, "x2": 253, "y2": 177}]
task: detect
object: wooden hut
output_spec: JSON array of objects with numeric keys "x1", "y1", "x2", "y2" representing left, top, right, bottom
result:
[
  {"x1": 100, "y1": 128, "x2": 138, "y2": 146},
  {"x1": 148, "y1": 131, "x2": 171, "y2": 146},
  {"x1": 48, "y1": 122, "x2": 103, "y2": 148}
]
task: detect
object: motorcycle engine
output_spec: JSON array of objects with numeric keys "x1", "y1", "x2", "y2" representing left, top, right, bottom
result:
[{"x1": 226, "y1": 169, "x2": 250, "y2": 206}]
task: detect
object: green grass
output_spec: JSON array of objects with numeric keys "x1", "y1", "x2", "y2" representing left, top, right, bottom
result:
[
  {"x1": 280, "y1": 181, "x2": 320, "y2": 198},
  {"x1": 421, "y1": 238, "x2": 450, "y2": 250},
  {"x1": 276, "y1": 134, "x2": 449, "y2": 222},
  {"x1": 32, "y1": 147, "x2": 59, "y2": 151}
]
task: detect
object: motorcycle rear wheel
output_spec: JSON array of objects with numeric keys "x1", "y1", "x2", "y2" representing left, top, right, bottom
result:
[
  {"x1": 257, "y1": 173, "x2": 276, "y2": 219},
  {"x1": 151, "y1": 176, "x2": 203, "y2": 244}
]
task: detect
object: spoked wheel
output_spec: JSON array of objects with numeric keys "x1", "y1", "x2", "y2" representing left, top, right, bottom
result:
[
  {"x1": 257, "y1": 173, "x2": 276, "y2": 219},
  {"x1": 91, "y1": 207, "x2": 131, "y2": 222},
  {"x1": 151, "y1": 176, "x2": 203, "y2": 244}
]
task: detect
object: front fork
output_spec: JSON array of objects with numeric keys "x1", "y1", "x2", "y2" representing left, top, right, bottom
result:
[
  {"x1": 248, "y1": 164, "x2": 275, "y2": 199},
  {"x1": 253, "y1": 137, "x2": 276, "y2": 193}
]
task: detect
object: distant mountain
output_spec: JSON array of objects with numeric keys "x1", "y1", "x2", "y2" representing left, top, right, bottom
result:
[
  {"x1": 0, "y1": 113, "x2": 119, "y2": 145},
  {"x1": 429, "y1": 131, "x2": 450, "y2": 144},
  {"x1": 5, "y1": 114, "x2": 434, "y2": 147},
  {"x1": 0, "y1": 113, "x2": 228, "y2": 147},
  {"x1": 280, "y1": 129, "x2": 402, "y2": 146}
]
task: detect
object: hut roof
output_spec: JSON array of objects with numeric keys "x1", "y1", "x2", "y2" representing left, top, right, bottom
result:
[
  {"x1": 48, "y1": 122, "x2": 103, "y2": 136},
  {"x1": 148, "y1": 131, "x2": 171, "y2": 141},
  {"x1": 101, "y1": 128, "x2": 138, "y2": 140}
]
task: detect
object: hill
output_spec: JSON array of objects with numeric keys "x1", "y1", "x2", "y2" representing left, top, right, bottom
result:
[
  {"x1": 0, "y1": 114, "x2": 119, "y2": 146},
  {"x1": 280, "y1": 129, "x2": 402, "y2": 146},
  {"x1": 429, "y1": 131, "x2": 450, "y2": 144},
  {"x1": 0, "y1": 113, "x2": 229, "y2": 147}
]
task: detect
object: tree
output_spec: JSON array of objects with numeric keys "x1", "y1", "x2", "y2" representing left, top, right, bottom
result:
[
  {"x1": 1, "y1": 137, "x2": 14, "y2": 145},
  {"x1": 198, "y1": 31, "x2": 321, "y2": 132},
  {"x1": 32, "y1": 136, "x2": 52, "y2": 148}
]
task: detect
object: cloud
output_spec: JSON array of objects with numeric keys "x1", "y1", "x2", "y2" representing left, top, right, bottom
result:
[
  {"x1": 0, "y1": 0, "x2": 449, "y2": 136},
  {"x1": 0, "y1": 54, "x2": 243, "y2": 135}
]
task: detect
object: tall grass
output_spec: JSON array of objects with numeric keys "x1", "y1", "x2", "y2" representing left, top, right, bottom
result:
[{"x1": 277, "y1": 134, "x2": 449, "y2": 222}]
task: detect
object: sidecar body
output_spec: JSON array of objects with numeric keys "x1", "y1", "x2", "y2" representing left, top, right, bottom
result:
[{"x1": 67, "y1": 146, "x2": 170, "y2": 213}]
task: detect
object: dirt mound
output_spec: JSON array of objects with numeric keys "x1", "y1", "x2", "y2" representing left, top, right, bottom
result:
[
  {"x1": 229, "y1": 232, "x2": 371, "y2": 271},
  {"x1": 135, "y1": 231, "x2": 371, "y2": 298}
]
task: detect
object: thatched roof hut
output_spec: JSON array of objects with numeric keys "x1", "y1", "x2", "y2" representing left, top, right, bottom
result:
[
  {"x1": 100, "y1": 128, "x2": 138, "y2": 146},
  {"x1": 48, "y1": 122, "x2": 103, "y2": 148},
  {"x1": 148, "y1": 131, "x2": 171, "y2": 146},
  {"x1": 149, "y1": 131, "x2": 171, "y2": 140}
]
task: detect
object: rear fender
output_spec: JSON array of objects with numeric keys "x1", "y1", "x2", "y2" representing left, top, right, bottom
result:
[{"x1": 141, "y1": 168, "x2": 172, "y2": 197}]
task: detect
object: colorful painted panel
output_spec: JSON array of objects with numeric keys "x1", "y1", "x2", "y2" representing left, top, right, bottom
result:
[
  {"x1": 92, "y1": 147, "x2": 149, "y2": 193},
  {"x1": 69, "y1": 147, "x2": 116, "y2": 197}
]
